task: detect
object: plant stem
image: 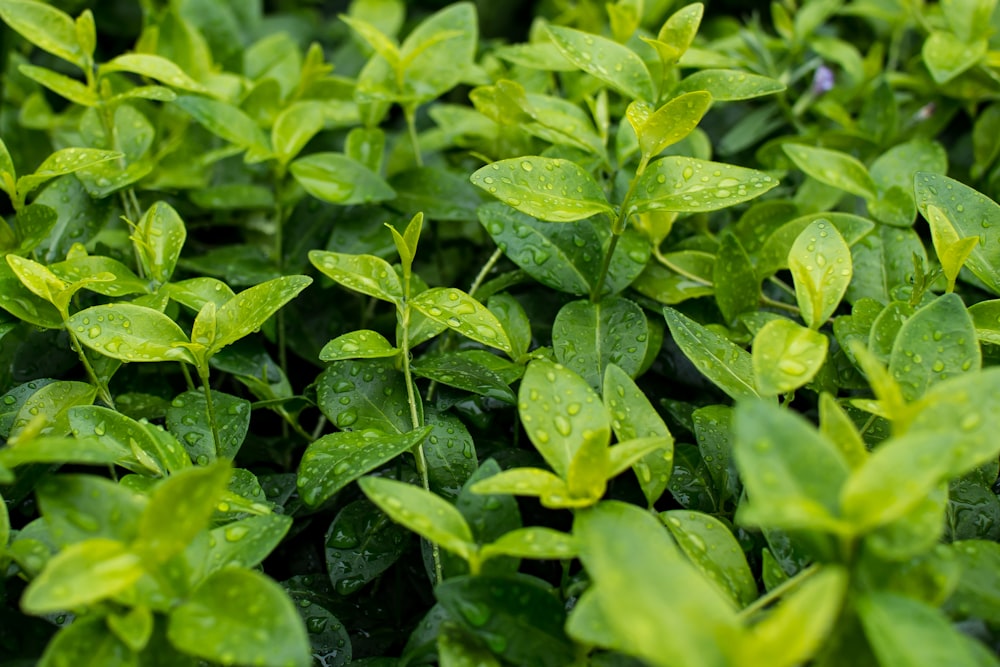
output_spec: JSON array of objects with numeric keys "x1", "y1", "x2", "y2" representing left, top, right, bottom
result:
[
  {"x1": 591, "y1": 156, "x2": 649, "y2": 302},
  {"x1": 404, "y1": 105, "x2": 423, "y2": 168},
  {"x1": 196, "y1": 364, "x2": 222, "y2": 460},
  {"x1": 66, "y1": 327, "x2": 115, "y2": 409},
  {"x1": 468, "y1": 247, "x2": 504, "y2": 299},
  {"x1": 399, "y1": 300, "x2": 442, "y2": 584}
]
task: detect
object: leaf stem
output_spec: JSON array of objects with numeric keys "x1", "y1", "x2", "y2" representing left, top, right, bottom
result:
[
  {"x1": 404, "y1": 105, "x2": 423, "y2": 168},
  {"x1": 66, "y1": 327, "x2": 115, "y2": 409},
  {"x1": 468, "y1": 247, "x2": 504, "y2": 299},
  {"x1": 591, "y1": 156, "x2": 649, "y2": 302},
  {"x1": 739, "y1": 563, "x2": 819, "y2": 619},
  {"x1": 196, "y1": 364, "x2": 222, "y2": 460}
]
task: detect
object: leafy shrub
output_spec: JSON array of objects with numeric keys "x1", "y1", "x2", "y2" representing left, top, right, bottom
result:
[{"x1": 2, "y1": 0, "x2": 1000, "y2": 665}]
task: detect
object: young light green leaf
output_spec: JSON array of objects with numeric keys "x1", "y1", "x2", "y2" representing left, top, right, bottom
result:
[
  {"x1": 208, "y1": 275, "x2": 311, "y2": 355},
  {"x1": 887, "y1": 293, "x2": 980, "y2": 402},
  {"x1": 100, "y1": 53, "x2": 207, "y2": 93},
  {"x1": 469, "y1": 467, "x2": 575, "y2": 508},
  {"x1": 67, "y1": 303, "x2": 197, "y2": 365},
  {"x1": 518, "y1": 359, "x2": 610, "y2": 478},
  {"x1": 840, "y1": 431, "x2": 956, "y2": 531},
  {"x1": 604, "y1": 363, "x2": 674, "y2": 505},
  {"x1": 661, "y1": 510, "x2": 757, "y2": 607},
  {"x1": 21, "y1": 538, "x2": 143, "y2": 614},
  {"x1": 788, "y1": 219, "x2": 852, "y2": 329},
  {"x1": 818, "y1": 394, "x2": 868, "y2": 470},
  {"x1": 783, "y1": 144, "x2": 877, "y2": 200},
  {"x1": 752, "y1": 319, "x2": 829, "y2": 395},
  {"x1": 0, "y1": 436, "x2": 125, "y2": 470},
  {"x1": 398, "y1": 2, "x2": 477, "y2": 103},
  {"x1": 309, "y1": 250, "x2": 403, "y2": 303},
  {"x1": 744, "y1": 566, "x2": 848, "y2": 667},
  {"x1": 267, "y1": 99, "x2": 327, "y2": 165},
  {"x1": 359, "y1": 476, "x2": 475, "y2": 560},
  {"x1": 572, "y1": 501, "x2": 741, "y2": 667},
  {"x1": 470, "y1": 157, "x2": 613, "y2": 223},
  {"x1": 0, "y1": 489, "x2": 8, "y2": 551},
  {"x1": 51, "y1": 255, "x2": 147, "y2": 298},
  {"x1": 320, "y1": 329, "x2": 398, "y2": 361},
  {"x1": 18, "y1": 64, "x2": 98, "y2": 106},
  {"x1": 291, "y1": 152, "x2": 395, "y2": 205},
  {"x1": 411, "y1": 287, "x2": 514, "y2": 355},
  {"x1": 663, "y1": 307, "x2": 758, "y2": 400},
  {"x1": 630, "y1": 156, "x2": 778, "y2": 214},
  {"x1": 925, "y1": 203, "x2": 981, "y2": 292},
  {"x1": 168, "y1": 568, "x2": 311, "y2": 667},
  {"x1": 35, "y1": 474, "x2": 144, "y2": 546},
  {"x1": 552, "y1": 297, "x2": 649, "y2": 390},
  {"x1": 629, "y1": 92, "x2": 712, "y2": 160},
  {"x1": 6, "y1": 253, "x2": 66, "y2": 307},
  {"x1": 0, "y1": 0, "x2": 86, "y2": 68},
  {"x1": 546, "y1": 25, "x2": 654, "y2": 101},
  {"x1": 297, "y1": 427, "x2": 432, "y2": 507},
  {"x1": 9, "y1": 381, "x2": 97, "y2": 441},
  {"x1": 648, "y1": 2, "x2": 703, "y2": 62},
  {"x1": 480, "y1": 527, "x2": 577, "y2": 562},
  {"x1": 133, "y1": 462, "x2": 231, "y2": 564},
  {"x1": 36, "y1": 619, "x2": 135, "y2": 667},
  {"x1": 674, "y1": 69, "x2": 785, "y2": 101},
  {"x1": 733, "y1": 400, "x2": 850, "y2": 533},
  {"x1": 922, "y1": 31, "x2": 986, "y2": 84},
  {"x1": 71, "y1": 404, "x2": 190, "y2": 475}
]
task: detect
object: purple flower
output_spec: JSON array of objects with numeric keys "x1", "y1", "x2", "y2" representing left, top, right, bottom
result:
[{"x1": 811, "y1": 65, "x2": 835, "y2": 95}]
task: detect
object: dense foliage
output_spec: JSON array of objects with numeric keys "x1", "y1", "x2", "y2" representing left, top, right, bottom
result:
[{"x1": 3, "y1": 0, "x2": 1000, "y2": 665}]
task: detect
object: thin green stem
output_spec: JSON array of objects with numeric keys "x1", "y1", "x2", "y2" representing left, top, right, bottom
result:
[
  {"x1": 468, "y1": 247, "x2": 504, "y2": 299},
  {"x1": 66, "y1": 327, "x2": 115, "y2": 409},
  {"x1": 404, "y1": 105, "x2": 423, "y2": 168},
  {"x1": 591, "y1": 233, "x2": 621, "y2": 303},
  {"x1": 179, "y1": 362, "x2": 196, "y2": 391},
  {"x1": 197, "y1": 364, "x2": 222, "y2": 460},
  {"x1": 739, "y1": 564, "x2": 819, "y2": 619},
  {"x1": 591, "y1": 156, "x2": 649, "y2": 302},
  {"x1": 760, "y1": 295, "x2": 801, "y2": 315}
]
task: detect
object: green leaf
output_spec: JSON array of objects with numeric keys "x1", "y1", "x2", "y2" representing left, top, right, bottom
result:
[
  {"x1": 16, "y1": 148, "x2": 122, "y2": 202},
  {"x1": 733, "y1": 400, "x2": 850, "y2": 533},
  {"x1": 436, "y1": 574, "x2": 575, "y2": 667},
  {"x1": 359, "y1": 476, "x2": 474, "y2": 560},
  {"x1": 51, "y1": 255, "x2": 147, "y2": 298},
  {"x1": 133, "y1": 462, "x2": 231, "y2": 564},
  {"x1": 0, "y1": 0, "x2": 86, "y2": 68},
  {"x1": 552, "y1": 297, "x2": 648, "y2": 390},
  {"x1": 788, "y1": 219, "x2": 852, "y2": 329},
  {"x1": 713, "y1": 231, "x2": 758, "y2": 323},
  {"x1": 0, "y1": 489, "x2": 8, "y2": 551},
  {"x1": 572, "y1": 501, "x2": 740, "y2": 667},
  {"x1": 744, "y1": 566, "x2": 848, "y2": 667},
  {"x1": 412, "y1": 287, "x2": 514, "y2": 355},
  {"x1": 399, "y1": 2, "x2": 477, "y2": 103},
  {"x1": 70, "y1": 404, "x2": 190, "y2": 475},
  {"x1": 969, "y1": 299, "x2": 1000, "y2": 344},
  {"x1": 323, "y1": 497, "x2": 409, "y2": 595},
  {"x1": 168, "y1": 568, "x2": 311, "y2": 667},
  {"x1": 518, "y1": 359, "x2": 610, "y2": 479},
  {"x1": 470, "y1": 157, "x2": 613, "y2": 223},
  {"x1": 21, "y1": 538, "x2": 143, "y2": 613},
  {"x1": 173, "y1": 95, "x2": 270, "y2": 154},
  {"x1": 922, "y1": 31, "x2": 986, "y2": 84},
  {"x1": 663, "y1": 307, "x2": 758, "y2": 400},
  {"x1": 480, "y1": 527, "x2": 577, "y2": 562},
  {"x1": 661, "y1": 510, "x2": 757, "y2": 607},
  {"x1": 297, "y1": 427, "x2": 432, "y2": 507},
  {"x1": 926, "y1": 205, "x2": 979, "y2": 291},
  {"x1": 783, "y1": 144, "x2": 877, "y2": 200},
  {"x1": 847, "y1": 225, "x2": 926, "y2": 304},
  {"x1": 9, "y1": 380, "x2": 96, "y2": 440},
  {"x1": 868, "y1": 139, "x2": 947, "y2": 228},
  {"x1": 946, "y1": 540, "x2": 1000, "y2": 623},
  {"x1": 674, "y1": 69, "x2": 785, "y2": 101},
  {"x1": 752, "y1": 319, "x2": 829, "y2": 395},
  {"x1": 841, "y1": 431, "x2": 956, "y2": 531},
  {"x1": 67, "y1": 303, "x2": 197, "y2": 365},
  {"x1": 858, "y1": 592, "x2": 988, "y2": 667},
  {"x1": 134, "y1": 201, "x2": 186, "y2": 286},
  {"x1": 469, "y1": 467, "x2": 581, "y2": 509},
  {"x1": 630, "y1": 156, "x2": 778, "y2": 214},
  {"x1": 37, "y1": 617, "x2": 135, "y2": 667},
  {"x1": 315, "y1": 359, "x2": 413, "y2": 433},
  {"x1": 36, "y1": 474, "x2": 144, "y2": 546},
  {"x1": 320, "y1": 329, "x2": 398, "y2": 361},
  {"x1": 438, "y1": 623, "x2": 502, "y2": 667},
  {"x1": 818, "y1": 394, "x2": 868, "y2": 469},
  {"x1": 101, "y1": 53, "x2": 207, "y2": 93},
  {"x1": 166, "y1": 390, "x2": 250, "y2": 463},
  {"x1": 290, "y1": 153, "x2": 395, "y2": 205},
  {"x1": 309, "y1": 250, "x2": 403, "y2": 303},
  {"x1": 628, "y1": 92, "x2": 712, "y2": 160},
  {"x1": 887, "y1": 293, "x2": 980, "y2": 401},
  {"x1": 207, "y1": 275, "x2": 311, "y2": 355},
  {"x1": 18, "y1": 64, "x2": 97, "y2": 106},
  {"x1": 412, "y1": 353, "x2": 515, "y2": 403},
  {"x1": 546, "y1": 25, "x2": 654, "y2": 101},
  {"x1": 915, "y1": 173, "x2": 1000, "y2": 294},
  {"x1": 202, "y1": 513, "x2": 293, "y2": 575},
  {"x1": 487, "y1": 293, "x2": 531, "y2": 361},
  {"x1": 0, "y1": 436, "x2": 124, "y2": 470}
]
